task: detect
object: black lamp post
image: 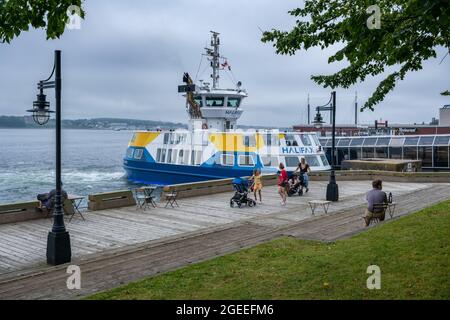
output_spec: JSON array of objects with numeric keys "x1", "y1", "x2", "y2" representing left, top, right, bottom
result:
[
  {"x1": 313, "y1": 91, "x2": 339, "y2": 202},
  {"x1": 27, "y1": 50, "x2": 71, "y2": 265}
]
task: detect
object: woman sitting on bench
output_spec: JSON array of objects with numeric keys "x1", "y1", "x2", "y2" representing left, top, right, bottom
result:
[{"x1": 364, "y1": 179, "x2": 388, "y2": 227}]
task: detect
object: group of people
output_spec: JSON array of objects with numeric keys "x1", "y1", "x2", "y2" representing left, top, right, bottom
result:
[{"x1": 249, "y1": 158, "x2": 312, "y2": 206}]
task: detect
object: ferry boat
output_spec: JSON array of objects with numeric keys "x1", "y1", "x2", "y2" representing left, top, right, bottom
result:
[{"x1": 123, "y1": 32, "x2": 331, "y2": 185}]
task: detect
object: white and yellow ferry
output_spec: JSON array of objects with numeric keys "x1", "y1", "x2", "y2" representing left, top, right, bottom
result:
[{"x1": 123, "y1": 32, "x2": 331, "y2": 184}]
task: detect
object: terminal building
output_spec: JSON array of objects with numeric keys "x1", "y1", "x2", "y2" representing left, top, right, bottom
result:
[{"x1": 293, "y1": 105, "x2": 450, "y2": 171}]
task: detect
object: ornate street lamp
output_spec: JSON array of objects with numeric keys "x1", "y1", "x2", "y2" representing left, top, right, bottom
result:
[
  {"x1": 313, "y1": 91, "x2": 339, "y2": 202},
  {"x1": 27, "y1": 84, "x2": 54, "y2": 125},
  {"x1": 27, "y1": 50, "x2": 71, "y2": 265}
]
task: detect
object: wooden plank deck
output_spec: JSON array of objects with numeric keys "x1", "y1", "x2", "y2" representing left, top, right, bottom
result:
[
  {"x1": 0, "y1": 182, "x2": 448, "y2": 299},
  {"x1": 0, "y1": 180, "x2": 435, "y2": 275}
]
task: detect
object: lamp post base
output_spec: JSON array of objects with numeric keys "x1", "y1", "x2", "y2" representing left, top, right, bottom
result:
[
  {"x1": 326, "y1": 170, "x2": 339, "y2": 202},
  {"x1": 47, "y1": 231, "x2": 71, "y2": 265}
]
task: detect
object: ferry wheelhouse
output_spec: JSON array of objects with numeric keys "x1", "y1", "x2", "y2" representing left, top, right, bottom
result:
[{"x1": 124, "y1": 32, "x2": 331, "y2": 185}]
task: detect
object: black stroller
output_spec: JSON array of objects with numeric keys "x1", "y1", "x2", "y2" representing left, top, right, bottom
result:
[
  {"x1": 287, "y1": 173, "x2": 305, "y2": 197},
  {"x1": 230, "y1": 178, "x2": 257, "y2": 208}
]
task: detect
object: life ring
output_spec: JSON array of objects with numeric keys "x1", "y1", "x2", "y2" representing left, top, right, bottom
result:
[{"x1": 202, "y1": 123, "x2": 208, "y2": 130}]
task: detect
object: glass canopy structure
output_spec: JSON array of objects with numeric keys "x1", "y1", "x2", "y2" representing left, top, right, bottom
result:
[{"x1": 319, "y1": 135, "x2": 450, "y2": 170}]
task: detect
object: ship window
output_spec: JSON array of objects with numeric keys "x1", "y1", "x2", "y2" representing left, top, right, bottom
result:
[
  {"x1": 338, "y1": 138, "x2": 351, "y2": 147},
  {"x1": 285, "y1": 134, "x2": 298, "y2": 146},
  {"x1": 205, "y1": 97, "x2": 224, "y2": 107},
  {"x1": 184, "y1": 150, "x2": 190, "y2": 164},
  {"x1": 261, "y1": 156, "x2": 278, "y2": 167},
  {"x1": 419, "y1": 136, "x2": 435, "y2": 146},
  {"x1": 221, "y1": 154, "x2": 234, "y2": 166},
  {"x1": 178, "y1": 150, "x2": 184, "y2": 164},
  {"x1": 131, "y1": 134, "x2": 137, "y2": 143},
  {"x1": 319, "y1": 138, "x2": 328, "y2": 146},
  {"x1": 195, "y1": 151, "x2": 202, "y2": 165},
  {"x1": 161, "y1": 149, "x2": 166, "y2": 163},
  {"x1": 172, "y1": 149, "x2": 178, "y2": 164},
  {"x1": 167, "y1": 149, "x2": 172, "y2": 163},
  {"x1": 285, "y1": 156, "x2": 299, "y2": 167},
  {"x1": 238, "y1": 155, "x2": 254, "y2": 166},
  {"x1": 404, "y1": 137, "x2": 419, "y2": 146},
  {"x1": 271, "y1": 135, "x2": 280, "y2": 146},
  {"x1": 304, "y1": 155, "x2": 320, "y2": 167},
  {"x1": 156, "y1": 148, "x2": 162, "y2": 162},
  {"x1": 326, "y1": 139, "x2": 333, "y2": 147},
  {"x1": 300, "y1": 135, "x2": 312, "y2": 146},
  {"x1": 244, "y1": 135, "x2": 256, "y2": 147},
  {"x1": 163, "y1": 133, "x2": 169, "y2": 144},
  {"x1": 169, "y1": 133, "x2": 175, "y2": 144},
  {"x1": 134, "y1": 149, "x2": 143, "y2": 160},
  {"x1": 194, "y1": 96, "x2": 203, "y2": 107},
  {"x1": 311, "y1": 135, "x2": 320, "y2": 146},
  {"x1": 434, "y1": 136, "x2": 450, "y2": 145},
  {"x1": 320, "y1": 155, "x2": 329, "y2": 166},
  {"x1": 227, "y1": 98, "x2": 241, "y2": 108},
  {"x1": 191, "y1": 150, "x2": 195, "y2": 165},
  {"x1": 126, "y1": 148, "x2": 134, "y2": 158}
]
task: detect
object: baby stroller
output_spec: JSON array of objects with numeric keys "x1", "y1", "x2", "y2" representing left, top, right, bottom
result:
[
  {"x1": 287, "y1": 173, "x2": 305, "y2": 197},
  {"x1": 230, "y1": 178, "x2": 257, "y2": 208}
]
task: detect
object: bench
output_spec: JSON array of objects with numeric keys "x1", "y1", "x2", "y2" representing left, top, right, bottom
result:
[
  {"x1": 308, "y1": 200, "x2": 331, "y2": 215},
  {"x1": 88, "y1": 190, "x2": 136, "y2": 211},
  {"x1": 0, "y1": 201, "x2": 43, "y2": 225}
]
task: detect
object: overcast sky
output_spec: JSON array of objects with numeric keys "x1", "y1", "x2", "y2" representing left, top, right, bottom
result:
[{"x1": 0, "y1": 0, "x2": 449, "y2": 127}]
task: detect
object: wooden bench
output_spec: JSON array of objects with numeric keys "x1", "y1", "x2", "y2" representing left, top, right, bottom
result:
[
  {"x1": 88, "y1": 190, "x2": 136, "y2": 211},
  {"x1": 0, "y1": 201, "x2": 43, "y2": 225}
]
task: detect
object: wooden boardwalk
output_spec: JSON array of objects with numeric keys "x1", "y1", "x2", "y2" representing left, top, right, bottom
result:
[{"x1": 0, "y1": 181, "x2": 449, "y2": 299}]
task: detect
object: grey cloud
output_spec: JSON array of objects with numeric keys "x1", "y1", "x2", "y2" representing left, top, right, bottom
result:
[{"x1": 0, "y1": 0, "x2": 449, "y2": 127}]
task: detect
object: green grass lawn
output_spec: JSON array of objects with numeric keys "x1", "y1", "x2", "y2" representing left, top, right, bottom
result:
[{"x1": 88, "y1": 200, "x2": 450, "y2": 300}]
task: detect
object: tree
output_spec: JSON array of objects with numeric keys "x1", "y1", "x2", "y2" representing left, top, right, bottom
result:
[
  {"x1": 262, "y1": 0, "x2": 450, "y2": 111},
  {"x1": 0, "y1": 0, "x2": 84, "y2": 43}
]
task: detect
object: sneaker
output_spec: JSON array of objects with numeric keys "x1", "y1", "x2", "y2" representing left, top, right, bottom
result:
[
  {"x1": 281, "y1": 201, "x2": 286, "y2": 206},
  {"x1": 306, "y1": 188, "x2": 309, "y2": 193}
]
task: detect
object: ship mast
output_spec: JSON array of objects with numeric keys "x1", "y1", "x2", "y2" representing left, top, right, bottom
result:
[{"x1": 207, "y1": 31, "x2": 221, "y2": 89}]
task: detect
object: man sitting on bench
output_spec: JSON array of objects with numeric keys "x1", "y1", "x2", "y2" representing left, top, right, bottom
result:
[{"x1": 364, "y1": 179, "x2": 388, "y2": 227}]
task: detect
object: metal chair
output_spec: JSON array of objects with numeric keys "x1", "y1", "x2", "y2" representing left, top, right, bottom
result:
[
  {"x1": 164, "y1": 190, "x2": 179, "y2": 208},
  {"x1": 135, "y1": 188, "x2": 157, "y2": 211}
]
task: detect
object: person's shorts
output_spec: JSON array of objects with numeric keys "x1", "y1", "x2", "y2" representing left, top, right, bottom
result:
[{"x1": 253, "y1": 183, "x2": 262, "y2": 191}]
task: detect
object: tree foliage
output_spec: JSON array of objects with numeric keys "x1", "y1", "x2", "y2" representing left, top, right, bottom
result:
[
  {"x1": 262, "y1": 0, "x2": 450, "y2": 111},
  {"x1": 0, "y1": 0, "x2": 84, "y2": 43}
]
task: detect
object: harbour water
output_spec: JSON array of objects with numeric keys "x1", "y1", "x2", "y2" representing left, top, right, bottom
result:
[{"x1": 0, "y1": 129, "x2": 141, "y2": 204}]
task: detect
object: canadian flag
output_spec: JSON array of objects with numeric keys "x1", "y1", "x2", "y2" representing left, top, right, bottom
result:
[{"x1": 221, "y1": 60, "x2": 231, "y2": 70}]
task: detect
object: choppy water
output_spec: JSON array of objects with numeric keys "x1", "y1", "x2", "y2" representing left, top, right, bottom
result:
[{"x1": 0, "y1": 129, "x2": 142, "y2": 204}]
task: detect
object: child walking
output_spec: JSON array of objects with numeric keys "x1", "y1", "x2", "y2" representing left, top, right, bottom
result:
[{"x1": 251, "y1": 169, "x2": 263, "y2": 203}]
